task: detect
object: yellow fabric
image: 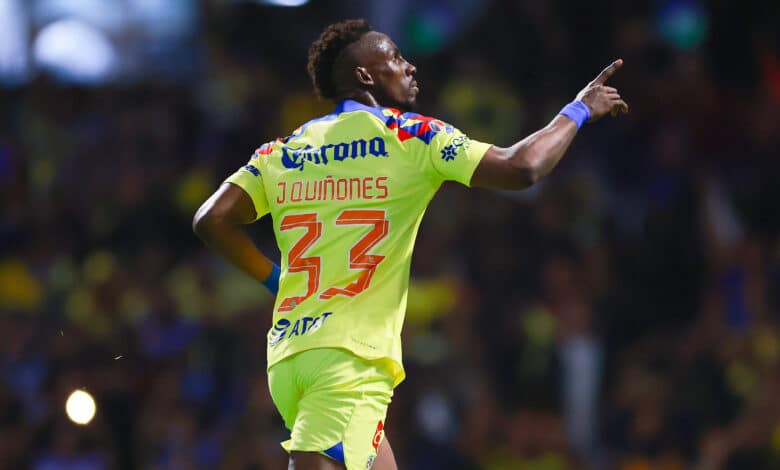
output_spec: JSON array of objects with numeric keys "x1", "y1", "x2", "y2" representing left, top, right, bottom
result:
[
  {"x1": 226, "y1": 99, "x2": 490, "y2": 386},
  {"x1": 268, "y1": 348, "x2": 393, "y2": 470},
  {"x1": 225, "y1": 164, "x2": 270, "y2": 221}
]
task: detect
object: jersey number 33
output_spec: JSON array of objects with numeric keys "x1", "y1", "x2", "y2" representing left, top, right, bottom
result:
[{"x1": 278, "y1": 209, "x2": 389, "y2": 312}]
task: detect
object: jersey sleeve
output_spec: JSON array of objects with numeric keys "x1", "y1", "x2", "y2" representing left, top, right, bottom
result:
[
  {"x1": 425, "y1": 124, "x2": 491, "y2": 187},
  {"x1": 224, "y1": 156, "x2": 270, "y2": 221}
]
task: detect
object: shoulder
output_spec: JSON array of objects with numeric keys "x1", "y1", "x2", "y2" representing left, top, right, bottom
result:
[
  {"x1": 333, "y1": 100, "x2": 455, "y2": 139},
  {"x1": 250, "y1": 111, "x2": 343, "y2": 157},
  {"x1": 339, "y1": 101, "x2": 457, "y2": 145},
  {"x1": 251, "y1": 141, "x2": 277, "y2": 159},
  {"x1": 385, "y1": 110, "x2": 457, "y2": 145},
  {"x1": 279, "y1": 112, "x2": 341, "y2": 144}
]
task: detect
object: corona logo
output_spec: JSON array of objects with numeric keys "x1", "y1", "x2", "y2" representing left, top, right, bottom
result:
[{"x1": 281, "y1": 137, "x2": 388, "y2": 171}]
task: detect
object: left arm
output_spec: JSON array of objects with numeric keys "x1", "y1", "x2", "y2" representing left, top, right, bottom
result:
[{"x1": 193, "y1": 183, "x2": 278, "y2": 290}]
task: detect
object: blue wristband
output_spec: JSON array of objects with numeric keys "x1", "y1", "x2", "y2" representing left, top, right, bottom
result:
[
  {"x1": 262, "y1": 263, "x2": 280, "y2": 295},
  {"x1": 559, "y1": 100, "x2": 591, "y2": 129}
]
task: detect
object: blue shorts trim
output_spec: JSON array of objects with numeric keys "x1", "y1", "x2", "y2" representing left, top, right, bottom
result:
[{"x1": 323, "y1": 442, "x2": 345, "y2": 463}]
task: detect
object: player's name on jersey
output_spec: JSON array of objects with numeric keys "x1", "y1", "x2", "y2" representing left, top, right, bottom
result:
[
  {"x1": 280, "y1": 137, "x2": 388, "y2": 171},
  {"x1": 276, "y1": 176, "x2": 388, "y2": 204}
]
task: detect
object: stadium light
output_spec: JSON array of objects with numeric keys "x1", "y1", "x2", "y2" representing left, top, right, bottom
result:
[
  {"x1": 65, "y1": 389, "x2": 97, "y2": 425},
  {"x1": 255, "y1": 0, "x2": 310, "y2": 6},
  {"x1": 33, "y1": 19, "x2": 117, "y2": 84}
]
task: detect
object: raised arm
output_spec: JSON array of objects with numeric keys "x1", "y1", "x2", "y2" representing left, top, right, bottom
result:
[
  {"x1": 193, "y1": 183, "x2": 279, "y2": 292},
  {"x1": 471, "y1": 59, "x2": 629, "y2": 190}
]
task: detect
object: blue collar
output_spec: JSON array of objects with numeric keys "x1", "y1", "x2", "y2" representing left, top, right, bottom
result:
[{"x1": 333, "y1": 99, "x2": 384, "y2": 115}]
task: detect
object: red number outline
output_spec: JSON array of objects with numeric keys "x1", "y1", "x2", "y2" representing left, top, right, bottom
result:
[
  {"x1": 277, "y1": 210, "x2": 389, "y2": 311},
  {"x1": 278, "y1": 213, "x2": 322, "y2": 312},
  {"x1": 319, "y1": 210, "x2": 389, "y2": 299}
]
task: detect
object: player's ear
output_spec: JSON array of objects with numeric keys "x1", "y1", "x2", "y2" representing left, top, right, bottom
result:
[{"x1": 355, "y1": 67, "x2": 373, "y2": 87}]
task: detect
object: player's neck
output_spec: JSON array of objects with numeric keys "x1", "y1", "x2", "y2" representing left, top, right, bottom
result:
[{"x1": 336, "y1": 90, "x2": 380, "y2": 108}]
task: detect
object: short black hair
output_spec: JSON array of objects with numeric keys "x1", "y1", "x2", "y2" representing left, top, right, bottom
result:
[{"x1": 307, "y1": 19, "x2": 372, "y2": 100}]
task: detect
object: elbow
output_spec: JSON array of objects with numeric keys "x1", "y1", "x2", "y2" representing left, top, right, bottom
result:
[
  {"x1": 192, "y1": 209, "x2": 207, "y2": 239},
  {"x1": 521, "y1": 164, "x2": 543, "y2": 187},
  {"x1": 509, "y1": 157, "x2": 542, "y2": 189},
  {"x1": 192, "y1": 204, "x2": 219, "y2": 240}
]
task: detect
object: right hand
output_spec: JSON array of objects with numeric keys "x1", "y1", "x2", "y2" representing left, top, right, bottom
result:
[{"x1": 575, "y1": 59, "x2": 629, "y2": 122}]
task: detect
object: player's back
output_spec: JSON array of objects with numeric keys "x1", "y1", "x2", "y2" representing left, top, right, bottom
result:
[{"x1": 226, "y1": 99, "x2": 490, "y2": 385}]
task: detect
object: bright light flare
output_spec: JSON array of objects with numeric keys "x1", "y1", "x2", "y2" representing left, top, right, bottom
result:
[
  {"x1": 65, "y1": 389, "x2": 96, "y2": 425},
  {"x1": 257, "y1": 0, "x2": 310, "y2": 6},
  {"x1": 33, "y1": 19, "x2": 117, "y2": 84}
]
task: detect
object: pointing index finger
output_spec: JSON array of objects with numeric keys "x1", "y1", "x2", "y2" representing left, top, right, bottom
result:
[{"x1": 591, "y1": 59, "x2": 623, "y2": 85}]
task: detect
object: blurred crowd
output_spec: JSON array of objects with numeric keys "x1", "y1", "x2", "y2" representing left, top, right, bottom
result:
[{"x1": 2, "y1": 1, "x2": 780, "y2": 469}]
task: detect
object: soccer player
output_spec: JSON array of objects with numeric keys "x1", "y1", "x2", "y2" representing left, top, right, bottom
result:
[{"x1": 193, "y1": 19, "x2": 628, "y2": 470}]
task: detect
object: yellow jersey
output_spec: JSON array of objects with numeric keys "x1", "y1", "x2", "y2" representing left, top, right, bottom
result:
[{"x1": 225, "y1": 99, "x2": 490, "y2": 386}]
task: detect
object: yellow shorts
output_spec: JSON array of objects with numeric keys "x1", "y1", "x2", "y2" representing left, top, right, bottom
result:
[{"x1": 268, "y1": 348, "x2": 394, "y2": 470}]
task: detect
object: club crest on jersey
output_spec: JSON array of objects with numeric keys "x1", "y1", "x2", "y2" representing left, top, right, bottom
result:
[{"x1": 281, "y1": 137, "x2": 388, "y2": 171}]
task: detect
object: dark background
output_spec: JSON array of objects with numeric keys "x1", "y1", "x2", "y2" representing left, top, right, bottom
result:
[{"x1": 1, "y1": 0, "x2": 779, "y2": 468}]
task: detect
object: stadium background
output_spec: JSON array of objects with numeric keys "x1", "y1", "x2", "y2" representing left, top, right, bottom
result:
[{"x1": 1, "y1": 0, "x2": 779, "y2": 468}]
